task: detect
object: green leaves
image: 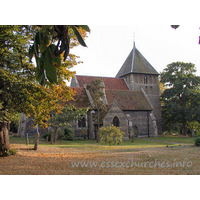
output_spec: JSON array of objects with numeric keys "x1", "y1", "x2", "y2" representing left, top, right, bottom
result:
[
  {"x1": 44, "y1": 44, "x2": 59, "y2": 83},
  {"x1": 29, "y1": 25, "x2": 90, "y2": 85},
  {"x1": 99, "y1": 125, "x2": 124, "y2": 146},
  {"x1": 70, "y1": 25, "x2": 88, "y2": 47},
  {"x1": 75, "y1": 25, "x2": 90, "y2": 32},
  {"x1": 34, "y1": 44, "x2": 60, "y2": 85},
  {"x1": 171, "y1": 25, "x2": 180, "y2": 29},
  {"x1": 161, "y1": 62, "x2": 200, "y2": 133}
]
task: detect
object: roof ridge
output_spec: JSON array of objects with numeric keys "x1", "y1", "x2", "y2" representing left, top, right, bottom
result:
[{"x1": 76, "y1": 75, "x2": 124, "y2": 79}]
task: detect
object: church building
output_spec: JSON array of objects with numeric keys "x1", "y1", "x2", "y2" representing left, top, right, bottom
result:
[
  {"x1": 70, "y1": 42, "x2": 162, "y2": 139},
  {"x1": 18, "y1": 42, "x2": 162, "y2": 139}
]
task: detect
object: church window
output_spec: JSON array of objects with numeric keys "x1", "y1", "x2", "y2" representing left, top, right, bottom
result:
[
  {"x1": 78, "y1": 116, "x2": 86, "y2": 128},
  {"x1": 144, "y1": 76, "x2": 148, "y2": 84},
  {"x1": 113, "y1": 116, "x2": 120, "y2": 127}
]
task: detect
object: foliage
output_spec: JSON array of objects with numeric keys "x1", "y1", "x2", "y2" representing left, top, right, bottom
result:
[
  {"x1": 63, "y1": 127, "x2": 74, "y2": 141},
  {"x1": 29, "y1": 25, "x2": 90, "y2": 85},
  {"x1": 160, "y1": 62, "x2": 200, "y2": 135},
  {"x1": 86, "y1": 79, "x2": 107, "y2": 142},
  {"x1": 0, "y1": 148, "x2": 17, "y2": 157},
  {"x1": 0, "y1": 25, "x2": 89, "y2": 153},
  {"x1": 99, "y1": 124, "x2": 124, "y2": 146},
  {"x1": 194, "y1": 135, "x2": 200, "y2": 146},
  {"x1": 42, "y1": 132, "x2": 52, "y2": 141},
  {"x1": 0, "y1": 25, "x2": 77, "y2": 127},
  {"x1": 80, "y1": 128, "x2": 87, "y2": 139},
  {"x1": 158, "y1": 76, "x2": 167, "y2": 96},
  {"x1": 48, "y1": 104, "x2": 88, "y2": 143},
  {"x1": 171, "y1": 25, "x2": 180, "y2": 29},
  {"x1": 8, "y1": 113, "x2": 20, "y2": 133}
]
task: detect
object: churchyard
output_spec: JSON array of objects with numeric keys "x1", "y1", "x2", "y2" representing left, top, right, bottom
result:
[{"x1": 0, "y1": 136, "x2": 200, "y2": 175}]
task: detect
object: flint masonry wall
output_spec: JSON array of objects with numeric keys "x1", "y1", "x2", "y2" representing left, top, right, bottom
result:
[
  {"x1": 103, "y1": 101, "x2": 128, "y2": 139},
  {"x1": 124, "y1": 110, "x2": 150, "y2": 137}
]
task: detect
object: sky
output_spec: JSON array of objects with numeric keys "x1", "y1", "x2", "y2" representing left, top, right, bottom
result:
[{"x1": 68, "y1": 25, "x2": 200, "y2": 84}]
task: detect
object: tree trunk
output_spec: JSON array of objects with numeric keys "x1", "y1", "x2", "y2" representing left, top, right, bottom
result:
[
  {"x1": 0, "y1": 122, "x2": 10, "y2": 152},
  {"x1": 34, "y1": 132, "x2": 40, "y2": 150},
  {"x1": 182, "y1": 119, "x2": 187, "y2": 135},
  {"x1": 54, "y1": 128, "x2": 57, "y2": 143},
  {"x1": 96, "y1": 110, "x2": 99, "y2": 143},
  {"x1": 50, "y1": 132, "x2": 54, "y2": 144},
  {"x1": 50, "y1": 128, "x2": 57, "y2": 144}
]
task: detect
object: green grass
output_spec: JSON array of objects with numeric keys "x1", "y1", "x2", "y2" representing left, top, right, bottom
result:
[
  {"x1": 9, "y1": 135, "x2": 193, "y2": 151},
  {"x1": 148, "y1": 136, "x2": 195, "y2": 144},
  {"x1": 6, "y1": 135, "x2": 200, "y2": 175}
]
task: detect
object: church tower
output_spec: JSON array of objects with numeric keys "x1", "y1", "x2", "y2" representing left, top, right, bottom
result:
[{"x1": 116, "y1": 42, "x2": 162, "y2": 135}]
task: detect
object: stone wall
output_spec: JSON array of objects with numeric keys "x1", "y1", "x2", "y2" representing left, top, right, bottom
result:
[
  {"x1": 124, "y1": 110, "x2": 150, "y2": 137},
  {"x1": 69, "y1": 111, "x2": 95, "y2": 139},
  {"x1": 123, "y1": 73, "x2": 162, "y2": 135},
  {"x1": 103, "y1": 101, "x2": 128, "y2": 139}
]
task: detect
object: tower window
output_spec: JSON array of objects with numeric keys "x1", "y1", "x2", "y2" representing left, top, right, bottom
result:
[
  {"x1": 113, "y1": 116, "x2": 120, "y2": 127},
  {"x1": 144, "y1": 76, "x2": 148, "y2": 84}
]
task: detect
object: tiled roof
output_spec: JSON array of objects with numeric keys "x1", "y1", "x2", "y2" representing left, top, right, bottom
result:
[
  {"x1": 76, "y1": 75, "x2": 129, "y2": 90},
  {"x1": 69, "y1": 87, "x2": 91, "y2": 109},
  {"x1": 105, "y1": 89, "x2": 152, "y2": 111}
]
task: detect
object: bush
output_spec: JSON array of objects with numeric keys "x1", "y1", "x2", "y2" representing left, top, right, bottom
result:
[
  {"x1": 42, "y1": 132, "x2": 52, "y2": 142},
  {"x1": 63, "y1": 127, "x2": 74, "y2": 141},
  {"x1": 195, "y1": 136, "x2": 200, "y2": 146},
  {"x1": 99, "y1": 124, "x2": 124, "y2": 146},
  {"x1": 80, "y1": 128, "x2": 87, "y2": 139},
  {"x1": 0, "y1": 148, "x2": 17, "y2": 157}
]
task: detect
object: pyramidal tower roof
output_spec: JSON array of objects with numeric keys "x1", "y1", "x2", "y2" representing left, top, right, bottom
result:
[{"x1": 116, "y1": 42, "x2": 159, "y2": 78}]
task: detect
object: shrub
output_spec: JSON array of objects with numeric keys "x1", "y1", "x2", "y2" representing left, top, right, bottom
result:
[
  {"x1": 0, "y1": 148, "x2": 17, "y2": 157},
  {"x1": 99, "y1": 124, "x2": 124, "y2": 146},
  {"x1": 80, "y1": 128, "x2": 87, "y2": 139},
  {"x1": 42, "y1": 132, "x2": 52, "y2": 142},
  {"x1": 195, "y1": 135, "x2": 200, "y2": 146},
  {"x1": 57, "y1": 129, "x2": 65, "y2": 144},
  {"x1": 63, "y1": 127, "x2": 74, "y2": 141}
]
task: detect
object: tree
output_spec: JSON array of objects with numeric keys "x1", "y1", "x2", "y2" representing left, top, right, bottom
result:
[
  {"x1": 48, "y1": 105, "x2": 88, "y2": 144},
  {"x1": 0, "y1": 25, "x2": 89, "y2": 155},
  {"x1": 86, "y1": 79, "x2": 107, "y2": 142},
  {"x1": 29, "y1": 25, "x2": 90, "y2": 85},
  {"x1": 160, "y1": 62, "x2": 200, "y2": 135}
]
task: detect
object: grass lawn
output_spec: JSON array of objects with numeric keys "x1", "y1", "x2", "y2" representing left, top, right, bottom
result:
[
  {"x1": 148, "y1": 135, "x2": 195, "y2": 144},
  {"x1": 1, "y1": 136, "x2": 200, "y2": 175}
]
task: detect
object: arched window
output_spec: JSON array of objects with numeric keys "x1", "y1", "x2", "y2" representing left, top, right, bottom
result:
[
  {"x1": 113, "y1": 116, "x2": 120, "y2": 127},
  {"x1": 78, "y1": 116, "x2": 86, "y2": 128}
]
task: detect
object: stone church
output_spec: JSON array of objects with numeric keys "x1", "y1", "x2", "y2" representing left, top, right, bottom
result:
[
  {"x1": 70, "y1": 42, "x2": 162, "y2": 139},
  {"x1": 18, "y1": 42, "x2": 162, "y2": 139}
]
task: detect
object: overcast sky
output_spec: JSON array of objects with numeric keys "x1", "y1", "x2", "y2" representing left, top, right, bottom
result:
[{"x1": 69, "y1": 25, "x2": 200, "y2": 84}]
